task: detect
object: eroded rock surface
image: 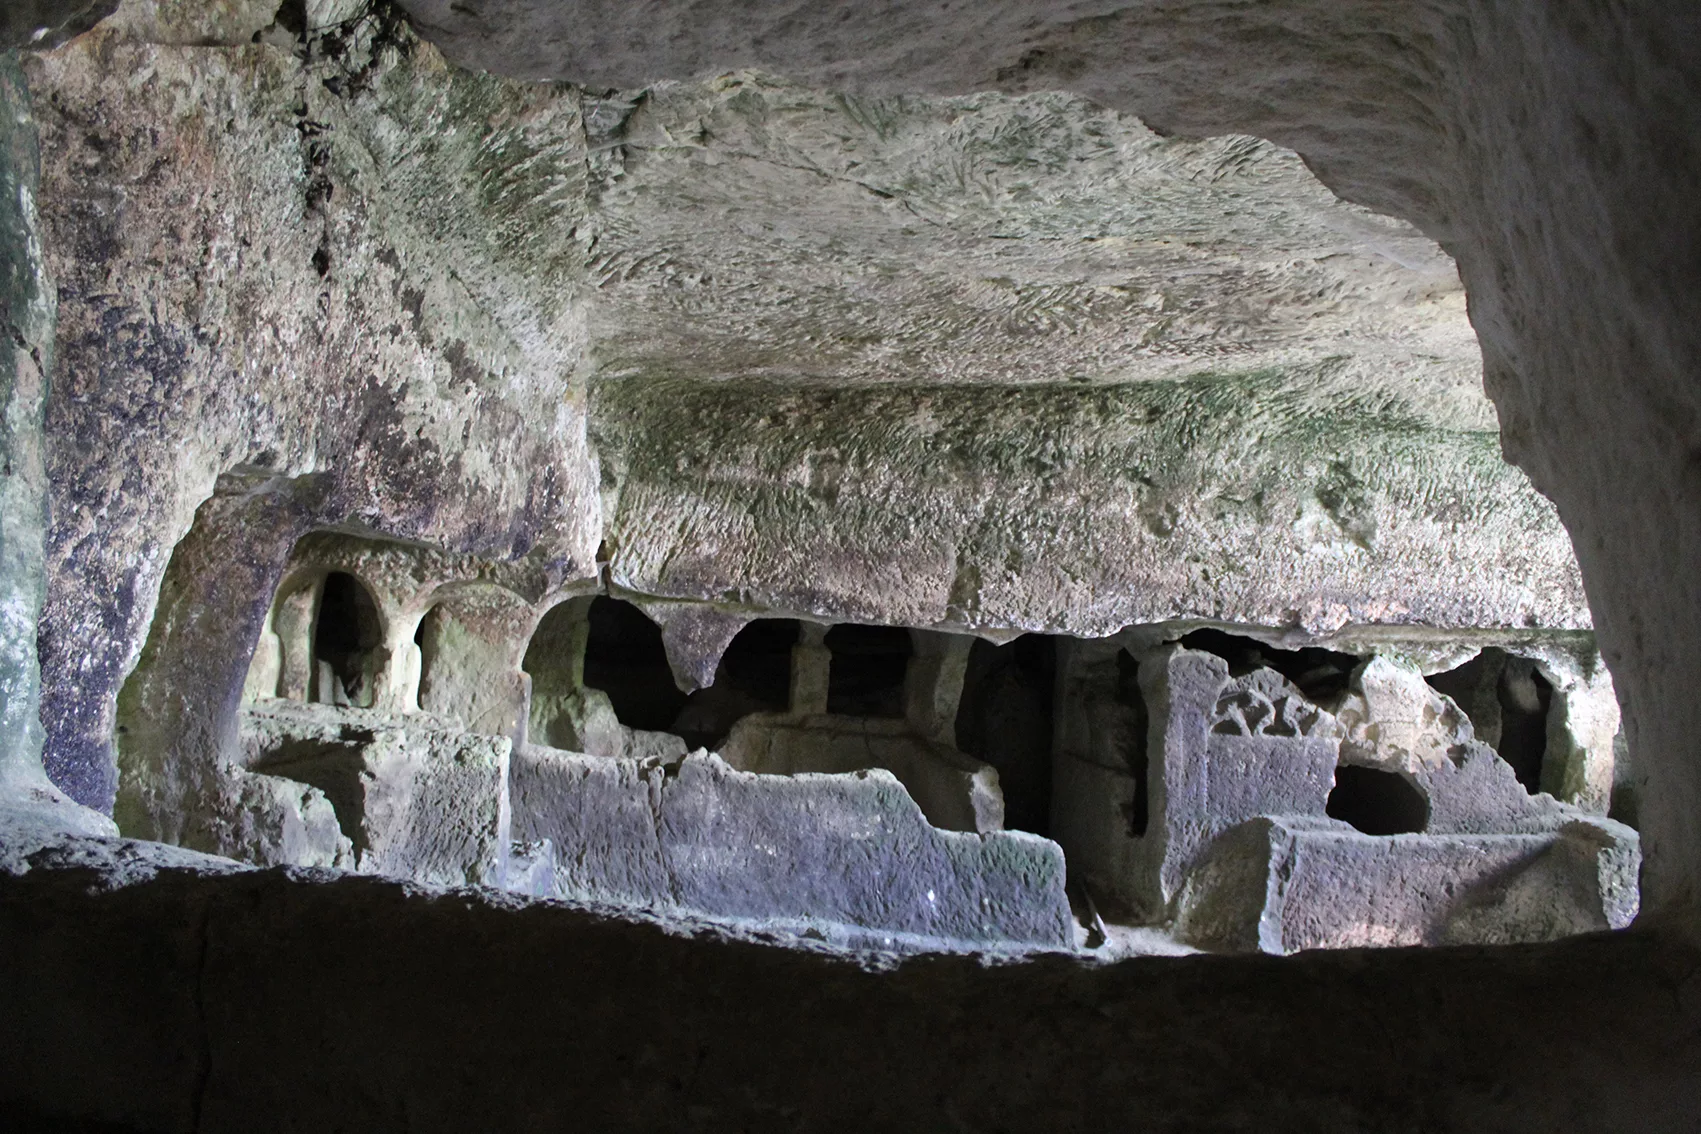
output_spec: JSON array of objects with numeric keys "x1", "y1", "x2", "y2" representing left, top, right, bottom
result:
[
  {"x1": 19, "y1": 8, "x2": 1589, "y2": 813},
  {"x1": 513, "y1": 745, "x2": 1073, "y2": 950}
]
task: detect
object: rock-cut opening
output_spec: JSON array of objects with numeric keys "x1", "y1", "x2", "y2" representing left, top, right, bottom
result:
[
  {"x1": 824, "y1": 624, "x2": 911, "y2": 718},
  {"x1": 312, "y1": 572, "x2": 383, "y2": 709},
  {"x1": 1327, "y1": 765, "x2": 1430, "y2": 835},
  {"x1": 673, "y1": 618, "x2": 798, "y2": 750},
  {"x1": 1177, "y1": 628, "x2": 1361, "y2": 704},
  {"x1": 1426, "y1": 648, "x2": 1554, "y2": 794},
  {"x1": 954, "y1": 634, "x2": 1056, "y2": 836},
  {"x1": 582, "y1": 596, "x2": 688, "y2": 732}
]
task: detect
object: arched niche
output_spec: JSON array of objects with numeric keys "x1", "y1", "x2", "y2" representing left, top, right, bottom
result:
[
  {"x1": 413, "y1": 582, "x2": 534, "y2": 737},
  {"x1": 313, "y1": 572, "x2": 386, "y2": 708},
  {"x1": 245, "y1": 568, "x2": 389, "y2": 710},
  {"x1": 522, "y1": 595, "x2": 689, "y2": 756},
  {"x1": 671, "y1": 618, "x2": 798, "y2": 750},
  {"x1": 954, "y1": 633, "x2": 1060, "y2": 837},
  {"x1": 1326, "y1": 766, "x2": 1431, "y2": 836},
  {"x1": 1426, "y1": 648, "x2": 1556, "y2": 796}
]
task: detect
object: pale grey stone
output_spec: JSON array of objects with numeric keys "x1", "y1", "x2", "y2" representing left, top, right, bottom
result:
[
  {"x1": 510, "y1": 745, "x2": 1071, "y2": 949},
  {"x1": 658, "y1": 753, "x2": 1073, "y2": 949},
  {"x1": 508, "y1": 744, "x2": 672, "y2": 908},
  {"x1": 719, "y1": 714, "x2": 1003, "y2": 834},
  {"x1": 242, "y1": 701, "x2": 511, "y2": 888},
  {"x1": 1175, "y1": 815, "x2": 1641, "y2": 954}
]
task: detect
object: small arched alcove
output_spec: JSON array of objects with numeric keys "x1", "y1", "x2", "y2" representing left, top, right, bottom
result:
[
  {"x1": 672, "y1": 618, "x2": 798, "y2": 750},
  {"x1": 825, "y1": 623, "x2": 911, "y2": 718},
  {"x1": 522, "y1": 597, "x2": 589, "y2": 749},
  {"x1": 411, "y1": 585, "x2": 534, "y2": 736},
  {"x1": 413, "y1": 603, "x2": 445, "y2": 712},
  {"x1": 311, "y1": 571, "x2": 385, "y2": 708},
  {"x1": 1327, "y1": 766, "x2": 1430, "y2": 836},
  {"x1": 583, "y1": 596, "x2": 689, "y2": 732}
]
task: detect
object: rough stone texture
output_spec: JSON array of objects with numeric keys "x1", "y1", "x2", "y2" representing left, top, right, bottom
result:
[
  {"x1": 509, "y1": 744, "x2": 673, "y2": 906},
  {"x1": 1047, "y1": 642, "x2": 1638, "y2": 945},
  {"x1": 1545, "y1": 662, "x2": 1620, "y2": 812},
  {"x1": 1335, "y1": 657, "x2": 1573, "y2": 835},
  {"x1": 241, "y1": 699, "x2": 510, "y2": 887},
  {"x1": 512, "y1": 745, "x2": 1072, "y2": 949},
  {"x1": 20, "y1": 9, "x2": 1595, "y2": 811},
  {"x1": 115, "y1": 520, "x2": 556, "y2": 846},
  {"x1": 720, "y1": 713, "x2": 1002, "y2": 834},
  {"x1": 647, "y1": 601, "x2": 753, "y2": 694},
  {"x1": 388, "y1": 0, "x2": 1701, "y2": 941},
  {"x1": 0, "y1": 0, "x2": 1693, "y2": 1127},
  {"x1": 4, "y1": 802, "x2": 1701, "y2": 1133},
  {"x1": 0, "y1": 54, "x2": 54, "y2": 787},
  {"x1": 26, "y1": 22, "x2": 599, "y2": 810},
  {"x1": 1175, "y1": 815, "x2": 1642, "y2": 954}
]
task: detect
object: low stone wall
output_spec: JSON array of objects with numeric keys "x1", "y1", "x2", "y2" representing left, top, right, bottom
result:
[
  {"x1": 1176, "y1": 816, "x2": 1642, "y2": 953},
  {"x1": 239, "y1": 701, "x2": 511, "y2": 888},
  {"x1": 719, "y1": 714, "x2": 1003, "y2": 833},
  {"x1": 512, "y1": 745, "x2": 1073, "y2": 950}
]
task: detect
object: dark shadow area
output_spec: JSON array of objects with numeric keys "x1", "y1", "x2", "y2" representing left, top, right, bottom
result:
[
  {"x1": 825, "y1": 624, "x2": 911, "y2": 718},
  {"x1": 672, "y1": 619, "x2": 799, "y2": 750},
  {"x1": 1609, "y1": 730, "x2": 1639, "y2": 828},
  {"x1": 1426, "y1": 648, "x2": 1553, "y2": 793},
  {"x1": 583, "y1": 597, "x2": 687, "y2": 731},
  {"x1": 312, "y1": 572, "x2": 383, "y2": 708},
  {"x1": 1118, "y1": 648, "x2": 1150, "y2": 838},
  {"x1": 5, "y1": 859, "x2": 1692, "y2": 1134},
  {"x1": 1327, "y1": 766, "x2": 1430, "y2": 835},
  {"x1": 1177, "y1": 628, "x2": 1360, "y2": 703},
  {"x1": 955, "y1": 634, "x2": 1055, "y2": 835},
  {"x1": 413, "y1": 604, "x2": 438, "y2": 711},
  {"x1": 251, "y1": 732, "x2": 373, "y2": 853}
]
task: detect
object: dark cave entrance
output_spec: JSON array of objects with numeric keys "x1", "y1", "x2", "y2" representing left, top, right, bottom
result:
[{"x1": 311, "y1": 572, "x2": 383, "y2": 709}]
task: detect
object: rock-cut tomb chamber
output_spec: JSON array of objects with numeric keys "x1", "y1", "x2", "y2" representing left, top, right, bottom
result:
[{"x1": 3, "y1": 0, "x2": 1699, "y2": 1130}]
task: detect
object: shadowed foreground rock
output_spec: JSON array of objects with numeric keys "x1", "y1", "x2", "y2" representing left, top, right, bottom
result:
[{"x1": 2, "y1": 825, "x2": 1699, "y2": 1133}]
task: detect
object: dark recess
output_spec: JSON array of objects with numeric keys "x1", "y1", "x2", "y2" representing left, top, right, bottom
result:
[
  {"x1": 412, "y1": 603, "x2": 440, "y2": 711},
  {"x1": 313, "y1": 572, "x2": 383, "y2": 706},
  {"x1": 1177, "y1": 628, "x2": 1360, "y2": 702},
  {"x1": 1327, "y1": 766, "x2": 1429, "y2": 835},
  {"x1": 955, "y1": 634, "x2": 1056, "y2": 835},
  {"x1": 671, "y1": 618, "x2": 799, "y2": 749},
  {"x1": 1426, "y1": 648, "x2": 1554, "y2": 793},
  {"x1": 1118, "y1": 648, "x2": 1150, "y2": 837},
  {"x1": 582, "y1": 597, "x2": 687, "y2": 732},
  {"x1": 825, "y1": 624, "x2": 911, "y2": 718}
]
